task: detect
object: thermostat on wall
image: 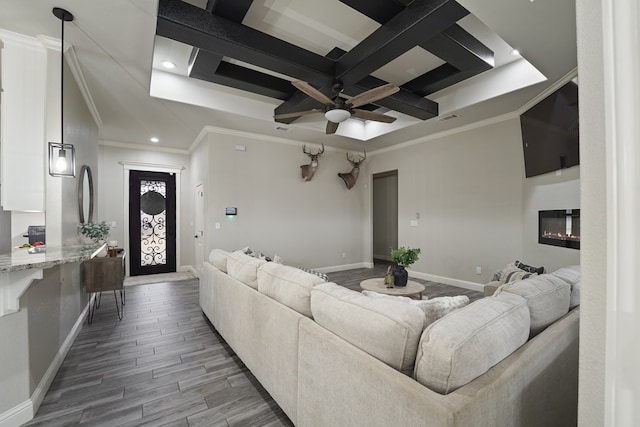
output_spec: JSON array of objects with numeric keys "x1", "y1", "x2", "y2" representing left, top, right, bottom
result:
[{"x1": 225, "y1": 207, "x2": 237, "y2": 216}]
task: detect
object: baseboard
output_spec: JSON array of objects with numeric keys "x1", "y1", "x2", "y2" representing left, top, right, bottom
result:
[
  {"x1": 313, "y1": 262, "x2": 374, "y2": 273},
  {"x1": 408, "y1": 271, "x2": 484, "y2": 293},
  {"x1": 0, "y1": 400, "x2": 32, "y2": 427},
  {"x1": 0, "y1": 300, "x2": 90, "y2": 427},
  {"x1": 179, "y1": 265, "x2": 197, "y2": 276}
]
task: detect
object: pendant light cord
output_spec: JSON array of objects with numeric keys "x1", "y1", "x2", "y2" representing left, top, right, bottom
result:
[{"x1": 60, "y1": 15, "x2": 64, "y2": 145}]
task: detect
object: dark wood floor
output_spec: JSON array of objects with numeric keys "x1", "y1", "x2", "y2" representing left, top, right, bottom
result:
[
  {"x1": 25, "y1": 280, "x2": 292, "y2": 427},
  {"x1": 329, "y1": 260, "x2": 484, "y2": 303},
  {"x1": 25, "y1": 266, "x2": 482, "y2": 426}
]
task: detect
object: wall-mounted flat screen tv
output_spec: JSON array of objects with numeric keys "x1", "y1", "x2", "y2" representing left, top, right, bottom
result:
[{"x1": 520, "y1": 80, "x2": 579, "y2": 178}]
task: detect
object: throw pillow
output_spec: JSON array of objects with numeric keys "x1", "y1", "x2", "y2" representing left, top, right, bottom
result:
[
  {"x1": 297, "y1": 266, "x2": 329, "y2": 283},
  {"x1": 515, "y1": 260, "x2": 545, "y2": 275},
  {"x1": 498, "y1": 264, "x2": 537, "y2": 284},
  {"x1": 362, "y1": 291, "x2": 470, "y2": 328}
]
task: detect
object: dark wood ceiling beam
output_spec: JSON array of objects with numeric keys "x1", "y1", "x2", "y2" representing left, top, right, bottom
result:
[
  {"x1": 157, "y1": 0, "x2": 336, "y2": 86},
  {"x1": 274, "y1": 91, "x2": 327, "y2": 124},
  {"x1": 209, "y1": 0, "x2": 254, "y2": 22},
  {"x1": 336, "y1": 0, "x2": 469, "y2": 86},
  {"x1": 403, "y1": 63, "x2": 492, "y2": 96},
  {"x1": 350, "y1": 76, "x2": 438, "y2": 119},
  {"x1": 338, "y1": 0, "x2": 405, "y2": 24},
  {"x1": 190, "y1": 55, "x2": 295, "y2": 100},
  {"x1": 424, "y1": 25, "x2": 493, "y2": 70},
  {"x1": 189, "y1": 0, "x2": 255, "y2": 93}
]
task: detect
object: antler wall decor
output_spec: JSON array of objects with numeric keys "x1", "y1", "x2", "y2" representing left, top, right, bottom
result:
[
  {"x1": 300, "y1": 144, "x2": 324, "y2": 181},
  {"x1": 338, "y1": 151, "x2": 366, "y2": 190}
]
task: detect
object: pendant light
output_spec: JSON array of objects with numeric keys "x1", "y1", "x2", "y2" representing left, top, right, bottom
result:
[{"x1": 48, "y1": 7, "x2": 76, "y2": 178}]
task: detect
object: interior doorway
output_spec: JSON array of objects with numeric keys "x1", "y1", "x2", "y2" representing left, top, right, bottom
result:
[
  {"x1": 194, "y1": 183, "x2": 205, "y2": 276},
  {"x1": 372, "y1": 170, "x2": 398, "y2": 264},
  {"x1": 128, "y1": 170, "x2": 177, "y2": 276}
]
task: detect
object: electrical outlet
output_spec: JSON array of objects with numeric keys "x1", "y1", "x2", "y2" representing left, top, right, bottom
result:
[
  {"x1": 215, "y1": 222, "x2": 220, "y2": 230},
  {"x1": 110, "y1": 221, "x2": 116, "y2": 228},
  {"x1": 475, "y1": 266, "x2": 482, "y2": 275},
  {"x1": 410, "y1": 220, "x2": 418, "y2": 227},
  {"x1": 342, "y1": 252, "x2": 347, "y2": 259}
]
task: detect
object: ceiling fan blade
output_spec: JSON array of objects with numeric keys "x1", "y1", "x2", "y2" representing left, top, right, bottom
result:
[
  {"x1": 292, "y1": 81, "x2": 335, "y2": 106},
  {"x1": 274, "y1": 109, "x2": 322, "y2": 120},
  {"x1": 351, "y1": 109, "x2": 397, "y2": 123},
  {"x1": 326, "y1": 121, "x2": 339, "y2": 134},
  {"x1": 346, "y1": 83, "x2": 400, "y2": 108}
]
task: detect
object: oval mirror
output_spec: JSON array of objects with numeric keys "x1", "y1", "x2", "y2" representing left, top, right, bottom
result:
[{"x1": 78, "y1": 165, "x2": 94, "y2": 224}]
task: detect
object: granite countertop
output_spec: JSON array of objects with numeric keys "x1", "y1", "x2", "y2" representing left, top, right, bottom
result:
[{"x1": 0, "y1": 243, "x2": 106, "y2": 273}]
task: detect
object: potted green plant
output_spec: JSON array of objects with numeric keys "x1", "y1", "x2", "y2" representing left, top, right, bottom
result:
[
  {"x1": 79, "y1": 221, "x2": 111, "y2": 244},
  {"x1": 390, "y1": 246, "x2": 421, "y2": 287}
]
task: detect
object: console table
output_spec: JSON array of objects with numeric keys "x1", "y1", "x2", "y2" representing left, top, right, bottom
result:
[{"x1": 84, "y1": 252, "x2": 126, "y2": 323}]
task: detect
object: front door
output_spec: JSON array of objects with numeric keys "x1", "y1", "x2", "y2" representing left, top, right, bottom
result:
[{"x1": 129, "y1": 170, "x2": 176, "y2": 276}]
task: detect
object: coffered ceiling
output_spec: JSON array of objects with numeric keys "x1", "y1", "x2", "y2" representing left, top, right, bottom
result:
[{"x1": 0, "y1": 0, "x2": 577, "y2": 152}]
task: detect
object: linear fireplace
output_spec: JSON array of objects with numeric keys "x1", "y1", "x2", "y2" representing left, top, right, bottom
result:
[{"x1": 538, "y1": 209, "x2": 580, "y2": 249}]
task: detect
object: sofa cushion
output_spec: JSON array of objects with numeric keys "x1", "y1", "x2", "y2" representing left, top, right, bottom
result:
[
  {"x1": 226, "y1": 251, "x2": 267, "y2": 289},
  {"x1": 208, "y1": 249, "x2": 229, "y2": 273},
  {"x1": 497, "y1": 274, "x2": 571, "y2": 336},
  {"x1": 311, "y1": 283, "x2": 425, "y2": 375},
  {"x1": 413, "y1": 292, "x2": 530, "y2": 394},
  {"x1": 362, "y1": 291, "x2": 469, "y2": 328},
  {"x1": 257, "y1": 262, "x2": 326, "y2": 317},
  {"x1": 551, "y1": 265, "x2": 581, "y2": 309}
]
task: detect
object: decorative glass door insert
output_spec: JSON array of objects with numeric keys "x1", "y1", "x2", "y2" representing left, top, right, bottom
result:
[{"x1": 129, "y1": 171, "x2": 176, "y2": 276}]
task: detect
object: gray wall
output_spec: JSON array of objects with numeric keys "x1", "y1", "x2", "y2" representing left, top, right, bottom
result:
[
  {"x1": 368, "y1": 118, "x2": 526, "y2": 283},
  {"x1": 196, "y1": 132, "x2": 368, "y2": 269}
]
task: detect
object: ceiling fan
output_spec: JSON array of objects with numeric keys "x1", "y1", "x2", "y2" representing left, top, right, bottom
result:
[{"x1": 274, "y1": 81, "x2": 400, "y2": 134}]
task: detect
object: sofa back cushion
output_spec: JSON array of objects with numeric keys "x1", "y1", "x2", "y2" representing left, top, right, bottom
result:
[
  {"x1": 310, "y1": 283, "x2": 425, "y2": 375},
  {"x1": 208, "y1": 249, "x2": 230, "y2": 273},
  {"x1": 413, "y1": 292, "x2": 530, "y2": 394},
  {"x1": 551, "y1": 265, "x2": 581, "y2": 309},
  {"x1": 257, "y1": 263, "x2": 326, "y2": 317},
  {"x1": 226, "y1": 251, "x2": 267, "y2": 289},
  {"x1": 497, "y1": 274, "x2": 571, "y2": 336}
]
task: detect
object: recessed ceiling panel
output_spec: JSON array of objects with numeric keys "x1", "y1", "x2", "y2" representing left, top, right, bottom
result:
[
  {"x1": 242, "y1": 0, "x2": 380, "y2": 56},
  {"x1": 371, "y1": 46, "x2": 446, "y2": 87}
]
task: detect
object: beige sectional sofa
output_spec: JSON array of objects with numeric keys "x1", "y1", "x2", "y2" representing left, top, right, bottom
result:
[{"x1": 201, "y1": 249, "x2": 580, "y2": 427}]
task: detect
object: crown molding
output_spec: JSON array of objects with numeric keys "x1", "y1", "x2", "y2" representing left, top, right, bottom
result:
[
  {"x1": 368, "y1": 69, "x2": 579, "y2": 157},
  {"x1": 515, "y1": 67, "x2": 578, "y2": 116},
  {"x1": 100, "y1": 139, "x2": 189, "y2": 155},
  {"x1": 0, "y1": 29, "x2": 45, "y2": 50},
  {"x1": 189, "y1": 125, "x2": 346, "y2": 153},
  {"x1": 369, "y1": 110, "x2": 520, "y2": 156},
  {"x1": 65, "y1": 46, "x2": 104, "y2": 129}
]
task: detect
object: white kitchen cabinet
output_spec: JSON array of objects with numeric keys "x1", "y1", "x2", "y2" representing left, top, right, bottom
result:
[{"x1": 0, "y1": 30, "x2": 47, "y2": 211}]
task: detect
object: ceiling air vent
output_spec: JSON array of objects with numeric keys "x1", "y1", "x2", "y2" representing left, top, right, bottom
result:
[
  {"x1": 438, "y1": 114, "x2": 459, "y2": 121},
  {"x1": 275, "y1": 126, "x2": 290, "y2": 131}
]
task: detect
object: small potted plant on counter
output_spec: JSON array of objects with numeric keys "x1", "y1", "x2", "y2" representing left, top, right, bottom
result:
[
  {"x1": 79, "y1": 221, "x2": 111, "y2": 244},
  {"x1": 390, "y1": 246, "x2": 421, "y2": 287}
]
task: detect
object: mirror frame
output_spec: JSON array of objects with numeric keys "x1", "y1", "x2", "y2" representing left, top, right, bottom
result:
[{"x1": 78, "y1": 165, "x2": 94, "y2": 224}]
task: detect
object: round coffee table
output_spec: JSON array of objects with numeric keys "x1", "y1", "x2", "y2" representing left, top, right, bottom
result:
[{"x1": 360, "y1": 278, "x2": 425, "y2": 300}]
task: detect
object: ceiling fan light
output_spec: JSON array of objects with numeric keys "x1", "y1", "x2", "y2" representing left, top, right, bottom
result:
[{"x1": 325, "y1": 109, "x2": 350, "y2": 123}]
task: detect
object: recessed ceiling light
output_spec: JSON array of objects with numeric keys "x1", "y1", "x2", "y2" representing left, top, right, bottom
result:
[
  {"x1": 510, "y1": 49, "x2": 521, "y2": 57},
  {"x1": 161, "y1": 60, "x2": 176, "y2": 69},
  {"x1": 150, "y1": 137, "x2": 159, "y2": 143}
]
